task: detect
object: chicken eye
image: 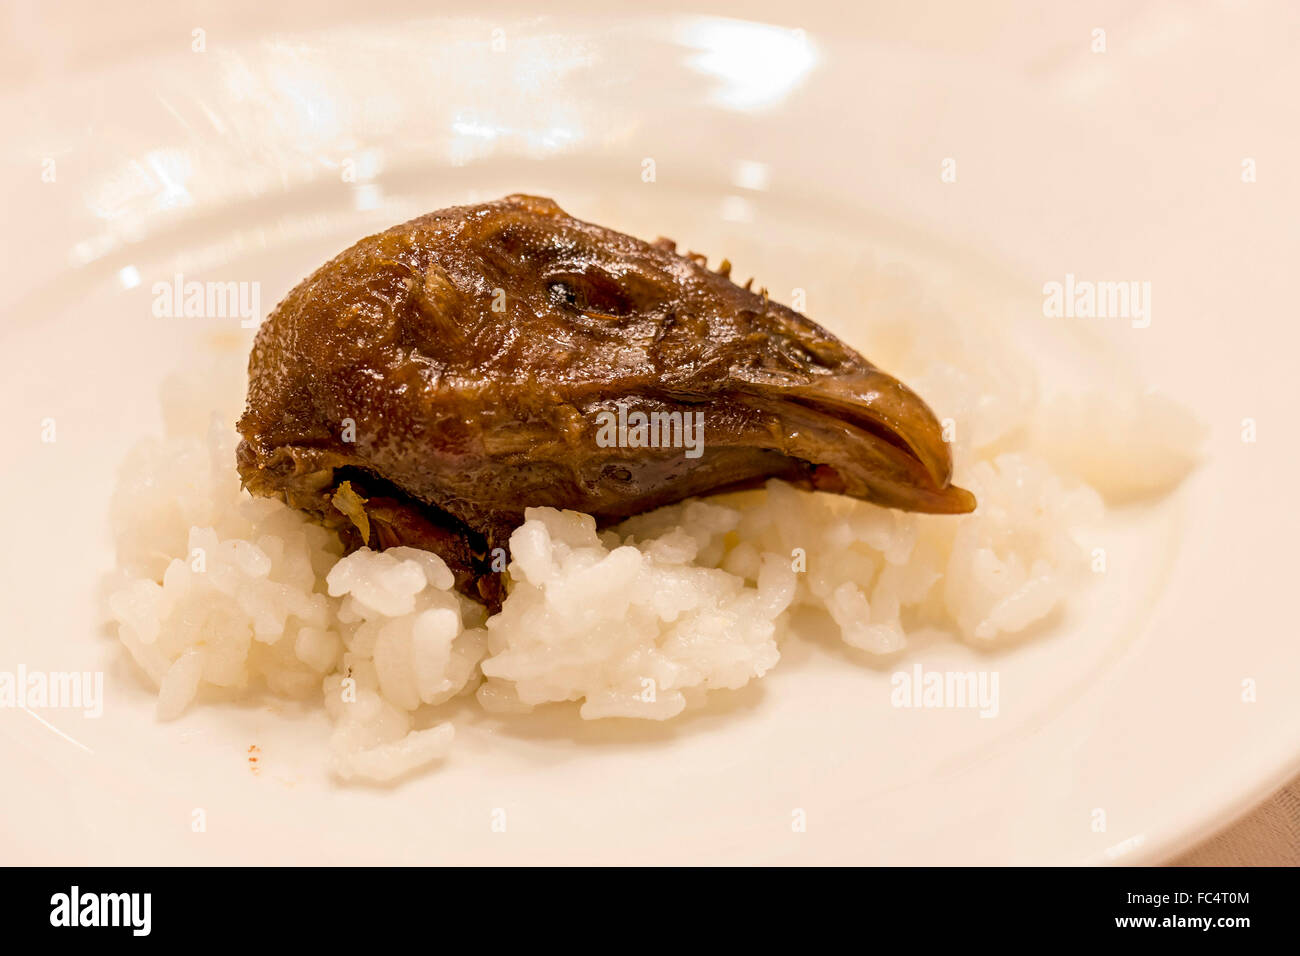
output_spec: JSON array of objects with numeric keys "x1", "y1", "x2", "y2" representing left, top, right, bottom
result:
[
  {"x1": 545, "y1": 269, "x2": 635, "y2": 319},
  {"x1": 548, "y1": 280, "x2": 579, "y2": 308}
]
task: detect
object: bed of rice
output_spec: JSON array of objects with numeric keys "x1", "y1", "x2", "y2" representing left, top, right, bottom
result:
[{"x1": 106, "y1": 290, "x2": 1201, "y2": 782}]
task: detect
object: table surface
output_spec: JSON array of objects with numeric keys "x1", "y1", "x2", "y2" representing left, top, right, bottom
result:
[{"x1": 1174, "y1": 777, "x2": 1300, "y2": 866}]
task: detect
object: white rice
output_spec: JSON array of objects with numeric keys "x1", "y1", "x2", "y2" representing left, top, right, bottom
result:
[{"x1": 107, "y1": 302, "x2": 1200, "y2": 781}]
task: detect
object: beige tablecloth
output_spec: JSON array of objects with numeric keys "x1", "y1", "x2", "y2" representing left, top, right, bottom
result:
[{"x1": 1172, "y1": 777, "x2": 1300, "y2": 866}]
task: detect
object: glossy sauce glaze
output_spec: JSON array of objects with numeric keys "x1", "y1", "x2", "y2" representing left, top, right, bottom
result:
[{"x1": 237, "y1": 194, "x2": 974, "y2": 606}]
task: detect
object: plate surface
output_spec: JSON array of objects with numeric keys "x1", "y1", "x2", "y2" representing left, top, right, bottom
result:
[{"x1": 1, "y1": 1, "x2": 1297, "y2": 865}]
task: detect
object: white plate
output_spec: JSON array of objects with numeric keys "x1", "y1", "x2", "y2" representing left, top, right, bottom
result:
[{"x1": 1, "y1": 2, "x2": 1297, "y2": 865}]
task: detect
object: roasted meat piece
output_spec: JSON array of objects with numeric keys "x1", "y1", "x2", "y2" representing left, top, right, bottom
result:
[{"x1": 237, "y1": 194, "x2": 975, "y2": 607}]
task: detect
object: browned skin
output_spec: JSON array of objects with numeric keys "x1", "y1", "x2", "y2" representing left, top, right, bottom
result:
[{"x1": 237, "y1": 194, "x2": 975, "y2": 608}]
